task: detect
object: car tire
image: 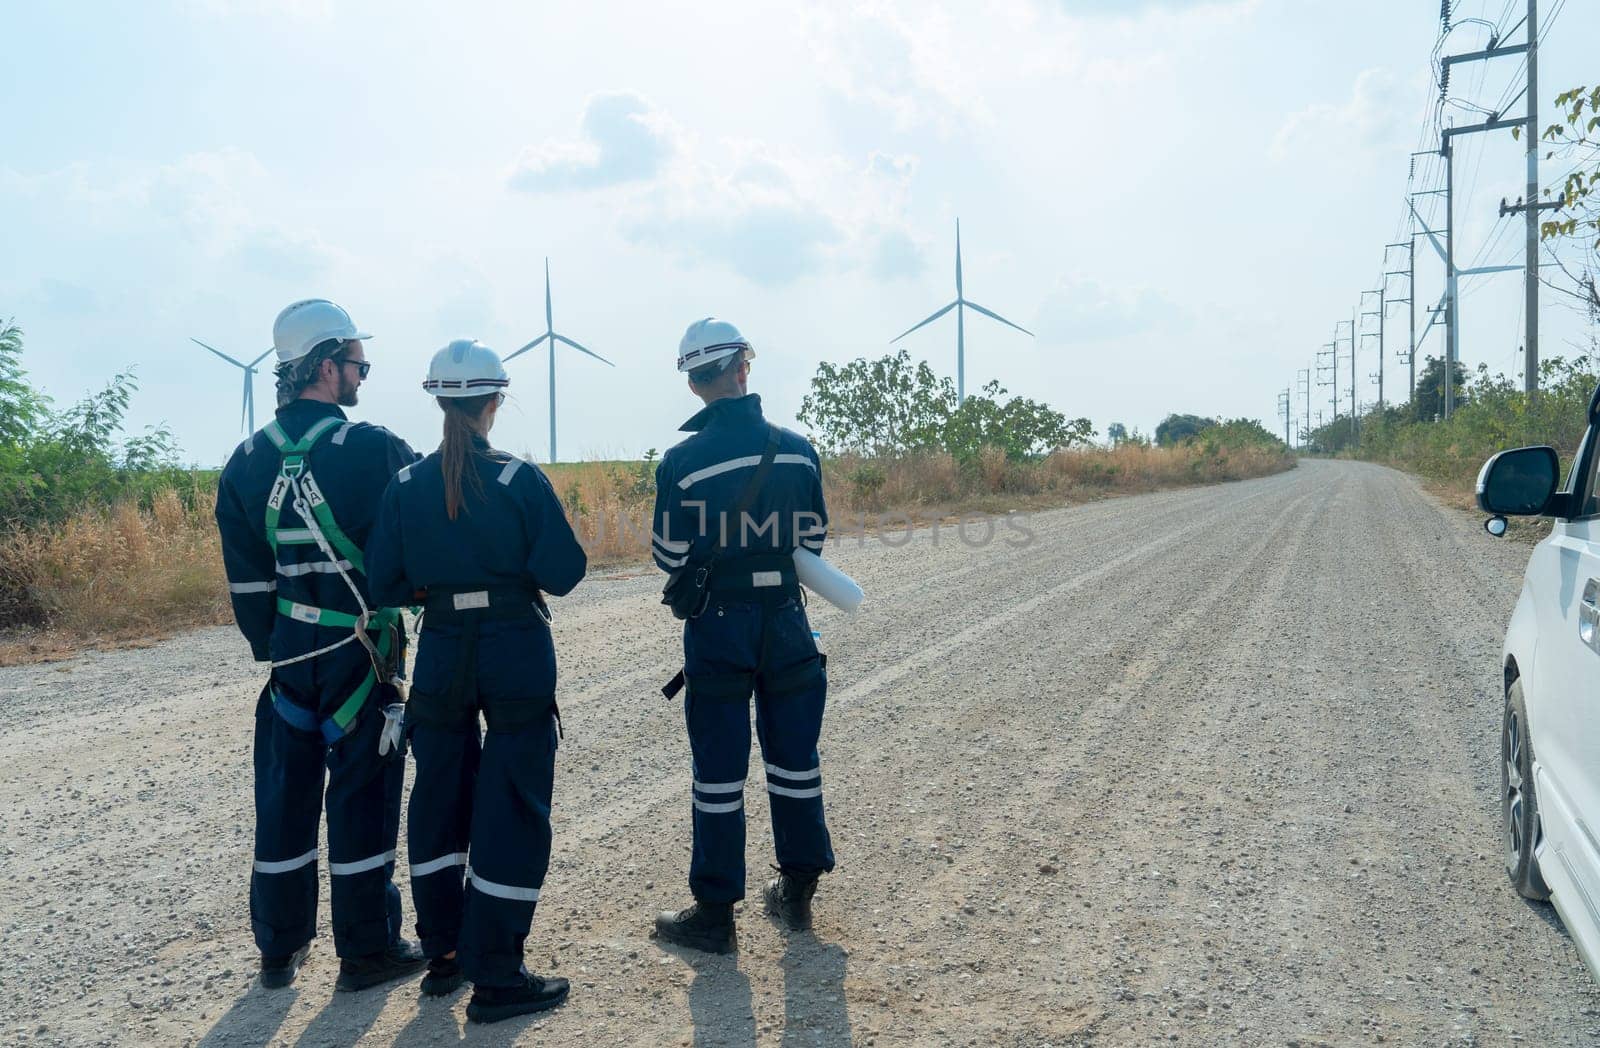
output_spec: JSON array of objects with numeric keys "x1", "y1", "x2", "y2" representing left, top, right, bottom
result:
[{"x1": 1503, "y1": 678, "x2": 1551, "y2": 901}]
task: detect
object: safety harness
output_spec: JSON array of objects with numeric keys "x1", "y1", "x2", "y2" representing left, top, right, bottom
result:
[
  {"x1": 262, "y1": 415, "x2": 402, "y2": 743},
  {"x1": 406, "y1": 585, "x2": 557, "y2": 734}
]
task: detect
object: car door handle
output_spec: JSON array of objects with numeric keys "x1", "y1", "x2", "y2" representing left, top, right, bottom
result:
[{"x1": 1582, "y1": 578, "x2": 1600, "y2": 649}]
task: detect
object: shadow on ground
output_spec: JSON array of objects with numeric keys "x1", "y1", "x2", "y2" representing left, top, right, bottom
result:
[
  {"x1": 195, "y1": 983, "x2": 296, "y2": 1048},
  {"x1": 669, "y1": 930, "x2": 852, "y2": 1048}
]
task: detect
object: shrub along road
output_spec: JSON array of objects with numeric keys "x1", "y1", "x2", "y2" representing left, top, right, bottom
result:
[{"x1": 0, "y1": 460, "x2": 1595, "y2": 1046}]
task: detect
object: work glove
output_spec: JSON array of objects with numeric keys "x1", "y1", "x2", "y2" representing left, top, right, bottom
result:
[{"x1": 378, "y1": 703, "x2": 406, "y2": 757}]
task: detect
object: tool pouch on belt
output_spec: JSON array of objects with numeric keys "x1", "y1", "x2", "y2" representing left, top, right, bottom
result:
[{"x1": 661, "y1": 425, "x2": 781, "y2": 621}]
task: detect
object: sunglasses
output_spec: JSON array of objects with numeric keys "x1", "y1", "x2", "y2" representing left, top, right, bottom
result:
[{"x1": 334, "y1": 355, "x2": 372, "y2": 379}]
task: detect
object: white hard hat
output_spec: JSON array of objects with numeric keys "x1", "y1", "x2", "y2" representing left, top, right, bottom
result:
[
  {"x1": 423, "y1": 339, "x2": 510, "y2": 397},
  {"x1": 272, "y1": 299, "x2": 372, "y2": 364},
  {"x1": 677, "y1": 318, "x2": 756, "y2": 373}
]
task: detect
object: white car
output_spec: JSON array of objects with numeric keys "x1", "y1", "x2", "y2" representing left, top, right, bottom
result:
[{"x1": 1479, "y1": 397, "x2": 1600, "y2": 979}]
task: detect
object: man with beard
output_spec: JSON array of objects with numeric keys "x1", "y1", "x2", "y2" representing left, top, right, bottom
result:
[{"x1": 215, "y1": 299, "x2": 426, "y2": 991}]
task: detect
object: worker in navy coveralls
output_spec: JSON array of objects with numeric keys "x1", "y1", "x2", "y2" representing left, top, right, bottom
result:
[
  {"x1": 214, "y1": 299, "x2": 426, "y2": 991},
  {"x1": 650, "y1": 318, "x2": 836, "y2": 954},
  {"x1": 366, "y1": 339, "x2": 587, "y2": 1023}
]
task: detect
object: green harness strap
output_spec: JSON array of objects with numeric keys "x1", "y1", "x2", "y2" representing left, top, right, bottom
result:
[
  {"x1": 325, "y1": 607, "x2": 400, "y2": 735},
  {"x1": 261, "y1": 415, "x2": 399, "y2": 741},
  {"x1": 263, "y1": 417, "x2": 366, "y2": 573}
]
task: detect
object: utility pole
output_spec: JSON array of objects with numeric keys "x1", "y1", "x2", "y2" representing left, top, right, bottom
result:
[
  {"x1": 1318, "y1": 342, "x2": 1338, "y2": 426},
  {"x1": 1385, "y1": 239, "x2": 1416, "y2": 410},
  {"x1": 1442, "y1": 0, "x2": 1558, "y2": 402},
  {"x1": 1297, "y1": 368, "x2": 1312, "y2": 447},
  {"x1": 1336, "y1": 316, "x2": 1357, "y2": 444},
  {"x1": 1278, "y1": 389, "x2": 1292, "y2": 447},
  {"x1": 1445, "y1": 134, "x2": 1457, "y2": 419},
  {"x1": 1361, "y1": 287, "x2": 1386, "y2": 411}
]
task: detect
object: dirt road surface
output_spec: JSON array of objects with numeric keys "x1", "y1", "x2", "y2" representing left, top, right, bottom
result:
[{"x1": 3, "y1": 459, "x2": 1598, "y2": 1047}]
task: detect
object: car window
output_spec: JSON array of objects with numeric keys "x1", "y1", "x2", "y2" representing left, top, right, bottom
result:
[{"x1": 1578, "y1": 428, "x2": 1600, "y2": 518}]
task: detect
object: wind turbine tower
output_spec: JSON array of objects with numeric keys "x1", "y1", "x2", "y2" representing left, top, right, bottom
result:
[
  {"x1": 891, "y1": 219, "x2": 1033, "y2": 405},
  {"x1": 505, "y1": 258, "x2": 614, "y2": 463},
  {"x1": 192, "y1": 338, "x2": 273, "y2": 433}
]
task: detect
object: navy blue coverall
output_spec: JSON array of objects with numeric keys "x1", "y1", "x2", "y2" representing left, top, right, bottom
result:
[
  {"x1": 652, "y1": 393, "x2": 836, "y2": 903},
  {"x1": 366, "y1": 435, "x2": 587, "y2": 988},
  {"x1": 215, "y1": 399, "x2": 419, "y2": 961}
]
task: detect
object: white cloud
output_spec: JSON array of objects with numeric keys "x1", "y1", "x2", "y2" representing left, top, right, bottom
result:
[
  {"x1": 505, "y1": 94, "x2": 926, "y2": 286},
  {"x1": 507, "y1": 92, "x2": 675, "y2": 193},
  {"x1": 1269, "y1": 68, "x2": 1408, "y2": 162},
  {"x1": 1034, "y1": 275, "x2": 1184, "y2": 344},
  {"x1": 801, "y1": 4, "x2": 994, "y2": 133},
  {"x1": 619, "y1": 143, "x2": 927, "y2": 286}
]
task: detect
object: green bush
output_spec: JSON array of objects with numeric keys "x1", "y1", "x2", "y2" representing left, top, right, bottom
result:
[
  {"x1": 796, "y1": 349, "x2": 1095, "y2": 461},
  {"x1": 0, "y1": 319, "x2": 200, "y2": 528},
  {"x1": 1315, "y1": 354, "x2": 1600, "y2": 487}
]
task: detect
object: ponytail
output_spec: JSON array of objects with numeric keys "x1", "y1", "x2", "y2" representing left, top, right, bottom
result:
[{"x1": 437, "y1": 393, "x2": 498, "y2": 520}]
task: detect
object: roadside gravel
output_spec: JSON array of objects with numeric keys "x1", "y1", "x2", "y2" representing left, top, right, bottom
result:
[{"x1": 0, "y1": 459, "x2": 1593, "y2": 1046}]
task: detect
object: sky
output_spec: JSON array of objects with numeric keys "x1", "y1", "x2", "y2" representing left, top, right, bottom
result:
[{"x1": 3, "y1": 0, "x2": 1597, "y2": 464}]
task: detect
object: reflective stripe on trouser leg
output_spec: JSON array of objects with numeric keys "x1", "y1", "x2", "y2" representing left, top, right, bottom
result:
[
  {"x1": 251, "y1": 684, "x2": 324, "y2": 957},
  {"x1": 407, "y1": 721, "x2": 481, "y2": 959},
  {"x1": 685, "y1": 687, "x2": 753, "y2": 904},
  {"x1": 458, "y1": 715, "x2": 557, "y2": 988},
  {"x1": 324, "y1": 695, "x2": 406, "y2": 959},
  {"x1": 755, "y1": 657, "x2": 835, "y2": 880}
]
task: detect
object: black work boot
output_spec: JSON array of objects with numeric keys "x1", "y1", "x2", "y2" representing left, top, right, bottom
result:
[
  {"x1": 420, "y1": 955, "x2": 463, "y2": 997},
  {"x1": 762, "y1": 869, "x2": 819, "y2": 931},
  {"x1": 466, "y1": 972, "x2": 570, "y2": 1024},
  {"x1": 259, "y1": 943, "x2": 311, "y2": 989},
  {"x1": 652, "y1": 900, "x2": 737, "y2": 954},
  {"x1": 334, "y1": 938, "x2": 427, "y2": 992}
]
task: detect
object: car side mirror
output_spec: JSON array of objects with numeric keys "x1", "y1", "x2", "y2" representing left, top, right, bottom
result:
[{"x1": 1477, "y1": 445, "x2": 1560, "y2": 517}]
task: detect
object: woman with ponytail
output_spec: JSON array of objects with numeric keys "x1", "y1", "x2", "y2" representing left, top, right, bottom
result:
[{"x1": 366, "y1": 339, "x2": 586, "y2": 1023}]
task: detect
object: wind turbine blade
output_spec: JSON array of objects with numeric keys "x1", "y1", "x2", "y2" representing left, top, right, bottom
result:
[
  {"x1": 248, "y1": 348, "x2": 274, "y2": 368},
  {"x1": 962, "y1": 299, "x2": 1034, "y2": 337},
  {"x1": 241, "y1": 373, "x2": 251, "y2": 431},
  {"x1": 504, "y1": 332, "x2": 552, "y2": 362},
  {"x1": 192, "y1": 338, "x2": 248, "y2": 369},
  {"x1": 554, "y1": 333, "x2": 614, "y2": 366},
  {"x1": 545, "y1": 258, "x2": 554, "y2": 332},
  {"x1": 889, "y1": 300, "x2": 958, "y2": 343},
  {"x1": 955, "y1": 218, "x2": 963, "y2": 298}
]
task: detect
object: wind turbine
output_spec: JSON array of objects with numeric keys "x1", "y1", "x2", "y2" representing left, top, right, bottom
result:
[
  {"x1": 192, "y1": 338, "x2": 273, "y2": 433},
  {"x1": 891, "y1": 219, "x2": 1033, "y2": 406},
  {"x1": 505, "y1": 258, "x2": 614, "y2": 463}
]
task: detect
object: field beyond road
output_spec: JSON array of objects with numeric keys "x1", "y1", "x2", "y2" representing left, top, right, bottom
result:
[{"x1": 1, "y1": 460, "x2": 1596, "y2": 1046}]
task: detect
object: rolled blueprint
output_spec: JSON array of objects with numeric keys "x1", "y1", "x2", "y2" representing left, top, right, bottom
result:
[{"x1": 793, "y1": 547, "x2": 864, "y2": 613}]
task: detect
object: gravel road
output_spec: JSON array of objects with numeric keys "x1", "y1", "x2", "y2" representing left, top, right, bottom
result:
[{"x1": 3, "y1": 459, "x2": 1597, "y2": 1047}]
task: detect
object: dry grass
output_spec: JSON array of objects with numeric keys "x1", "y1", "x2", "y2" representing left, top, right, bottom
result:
[
  {"x1": 0, "y1": 442, "x2": 1292, "y2": 664},
  {"x1": 0, "y1": 490, "x2": 230, "y2": 664},
  {"x1": 546, "y1": 442, "x2": 1295, "y2": 562}
]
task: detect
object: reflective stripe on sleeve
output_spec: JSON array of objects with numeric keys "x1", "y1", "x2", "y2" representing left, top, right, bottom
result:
[
  {"x1": 498, "y1": 459, "x2": 523, "y2": 485},
  {"x1": 229, "y1": 580, "x2": 277, "y2": 594},
  {"x1": 653, "y1": 533, "x2": 690, "y2": 554},
  {"x1": 677, "y1": 453, "x2": 817, "y2": 490}
]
